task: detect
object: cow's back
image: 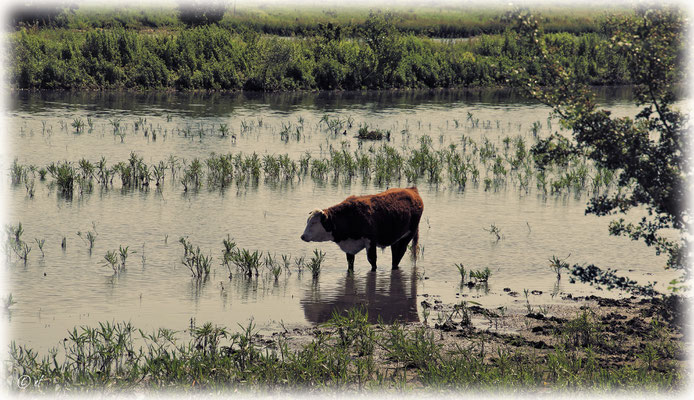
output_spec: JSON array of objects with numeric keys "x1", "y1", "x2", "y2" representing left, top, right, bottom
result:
[
  {"x1": 326, "y1": 187, "x2": 423, "y2": 245},
  {"x1": 368, "y1": 187, "x2": 423, "y2": 246}
]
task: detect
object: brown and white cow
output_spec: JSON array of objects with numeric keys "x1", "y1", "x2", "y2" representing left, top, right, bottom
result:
[{"x1": 300, "y1": 187, "x2": 423, "y2": 271}]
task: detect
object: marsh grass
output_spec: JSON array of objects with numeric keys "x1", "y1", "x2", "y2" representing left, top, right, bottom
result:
[
  {"x1": 307, "y1": 249, "x2": 326, "y2": 278},
  {"x1": 484, "y1": 224, "x2": 502, "y2": 241},
  {"x1": 455, "y1": 263, "x2": 466, "y2": 282},
  {"x1": 469, "y1": 267, "x2": 492, "y2": 285},
  {"x1": 103, "y1": 250, "x2": 120, "y2": 272},
  {"x1": 34, "y1": 238, "x2": 45, "y2": 257},
  {"x1": 221, "y1": 235, "x2": 237, "y2": 279},
  {"x1": 179, "y1": 237, "x2": 212, "y2": 279},
  {"x1": 76, "y1": 224, "x2": 97, "y2": 254},
  {"x1": 356, "y1": 125, "x2": 389, "y2": 141},
  {"x1": 230, "y1": 248, "x2": 263, "y2": 278},
  {"x1": 549, "y1": 255, "x2": 570, "y2": 280},
  {"x1": 6, "y1": 305, "x2": 684, "y2": 392},
  {"x1": 47, "y1": 162, "x2": 77, "y2": 197},
  {"x1": 6, "y1": 223, "x2": 32, "y2": 262},
  {"x1": 12, "y1": 118, "x2": 604, "y2": 200}
]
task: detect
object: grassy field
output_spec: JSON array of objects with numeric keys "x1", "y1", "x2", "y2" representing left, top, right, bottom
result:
[
  {"x1": 8, "y1": 2, "x2": 653, "y2": 91},
  {"x1": 13, "y1": 2, "x2": 630, "y2": 37}
]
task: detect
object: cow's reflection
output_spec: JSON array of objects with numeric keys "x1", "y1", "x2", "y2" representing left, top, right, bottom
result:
[{"x1": 301, "y1": 268, "x2": 418, "y2": 324}]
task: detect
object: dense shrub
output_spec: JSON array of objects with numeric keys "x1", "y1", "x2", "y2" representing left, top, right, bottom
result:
[{"x1": 9, "y1": 11, "x2": 669, "y2": 91}]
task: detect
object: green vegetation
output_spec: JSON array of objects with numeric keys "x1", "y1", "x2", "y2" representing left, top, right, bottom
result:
[
  {"x1": 510, "y1": 7, "x2": 689, "y2": 274},
  {"x1": 307, "y1": 249, "x2": 326, "y2": 278},
  {"x1": 548, "y1": 255, "x2": 570, "y2": 280},
  {"x1": 10, "y1": 116, "x2": 613, "y2": 198},
  {"x1": 7, "y1": 306, "x2": 683, "y2": 392},
  {"x1": 8, "y1": 4, "x2": 660, "y2": 91},
  {"x1": 11, "y1": 3, "x2": 628, "y2": 37},
  {"x1": 5, "y1": 223, "x2": 32, "y2": 263},
  {"x1": 179, "y1": 237, "x2": 212, "y2": 279}
]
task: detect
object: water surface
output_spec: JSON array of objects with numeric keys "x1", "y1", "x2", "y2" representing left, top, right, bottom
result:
[{"x1": 4, "y1": 88, "x2": 679, "y2": 352}]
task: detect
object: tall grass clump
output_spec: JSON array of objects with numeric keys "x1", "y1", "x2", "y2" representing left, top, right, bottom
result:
[
  {"x1": 307, "y1": 249, "x2": 326, "y2": 278},
  {"x1": 179, "y1": 237, "x2": 212, "y2": 279},
  {"x1": 46, "y1": 161, "x2": 77, "y2": 197},
  {"x1": 229, "y1": 248, "x2": 263, "y2": 278}
]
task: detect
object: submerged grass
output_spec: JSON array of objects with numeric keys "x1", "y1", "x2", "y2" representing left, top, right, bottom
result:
[
  {"x1": 25, "y1": 145, "x2": 596, "y2": 198},
  {"x1": 6, "y1": 307, "x2": 683, "y2": 392},
  {"x1": 15, "y1": 113, "x2": 606, "y2": 200}
]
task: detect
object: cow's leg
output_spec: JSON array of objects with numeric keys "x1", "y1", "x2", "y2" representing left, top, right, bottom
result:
[
  {"x1": 391, "y1": 234, "x2": 413, "y2": 269},
  {"x1": 366, "y1": 245, "x2": 378, "y2": 271},
  {"x1": 346, "y1": 253, "x2": 355, "y2": 270}
]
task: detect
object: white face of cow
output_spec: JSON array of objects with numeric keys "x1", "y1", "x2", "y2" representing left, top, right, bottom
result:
[{"x1": 301, "y1": 209, "x2": 333, "y2": 242}]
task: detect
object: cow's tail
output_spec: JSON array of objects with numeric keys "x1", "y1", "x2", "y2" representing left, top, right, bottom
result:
[{"x1": 410, "y1": 227, "x2": 420, "y2": 264}]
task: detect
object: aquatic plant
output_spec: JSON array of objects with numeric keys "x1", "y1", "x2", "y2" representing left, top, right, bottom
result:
[
  {"x1": 307, "y1": 249, "x2": 325, "y2": 279},
  {"x1": 469, "y1": 267, "x2": 492, "y2": 284},
  {"x1": 109, "y1": 118, "x2": 121, "y2": 133},
  {"x1": 6, "y1": 223, "x2": 31, "y2": 263},
  {"x1": 549, "y1": 255, "x2": 570, "y2": 280},
  {"x1": 71, "y1": 118, "x2": 85, "y2": 133},
  {"x1": 119, "y1": 245, "x2": 131, "y2": 268},
  {"x1": 356, "y1": 125, "x2": 389, "y2": 141},
  {"x1": 46, "y1": 162, "x2": 77, "y2": 197},
  {"x1": 294, "y1": 255, "x2": 306, "y2": 273},
  {"x1": 454, "y1": 263, "x2": 466, "y2": 282},
  {"x1": 10, "y1": 159, "x2": 27, "y2": 185},
  {"x1": 180, "y1": 158, "x2": 204, "y2": 191},
  {"x1": 103, "y1": 250, "x2": 120, "y2": 272},
  {"x1": 484, "y1": 224, "x2": 502, "y2": 241},
  {"x1": 34, "y1": 238, "x2": 45, "y2": 257},
  {"x1": 179, "y1": 237, "x2": 212, "y2": 279},
  {"x1": 265, "y1": 253, "x2": 282, "y2": 280},
  {"x1": 221, "y1": 235, "x2": 237, "y2": 279},
  {"x1": 229, "y1": 248, "x2": 262, "y2": 278}
]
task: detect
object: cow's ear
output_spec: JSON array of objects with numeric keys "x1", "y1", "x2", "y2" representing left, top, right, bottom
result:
[{"x1": 319, "y1": 211, "x2": 333, "y2": 232}]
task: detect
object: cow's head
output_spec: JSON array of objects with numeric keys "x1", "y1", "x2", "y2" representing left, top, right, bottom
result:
[{"x1": 301, "y1": 209, "x2": 333, "y2": 242}]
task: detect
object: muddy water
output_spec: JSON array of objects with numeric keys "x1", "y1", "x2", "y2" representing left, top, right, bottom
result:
[{"x1": 4, "y1": 88, "x2": 680, "y2": 352}]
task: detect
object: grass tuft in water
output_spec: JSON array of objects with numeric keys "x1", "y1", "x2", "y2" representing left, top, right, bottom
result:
[
  {"x1": 179, "y1": 237, "x2": 212, "y2": 279},
  {"x1": 307, "y1": 249, "x2": 325, "y2": 279}
]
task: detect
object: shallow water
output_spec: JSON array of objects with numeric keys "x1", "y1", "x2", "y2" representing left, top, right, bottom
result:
[{"x1": 4, "y1": 88, "x2": 680, "y2": 352}]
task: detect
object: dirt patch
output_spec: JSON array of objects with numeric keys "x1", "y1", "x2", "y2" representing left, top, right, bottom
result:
[{"x1": 256, "y1": 294, "x2": 688, "y2": 374}]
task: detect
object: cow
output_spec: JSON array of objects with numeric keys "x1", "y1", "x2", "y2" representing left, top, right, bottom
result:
[{"x1": 300, "y1": 187, "x2": 423, "y2": 271}]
